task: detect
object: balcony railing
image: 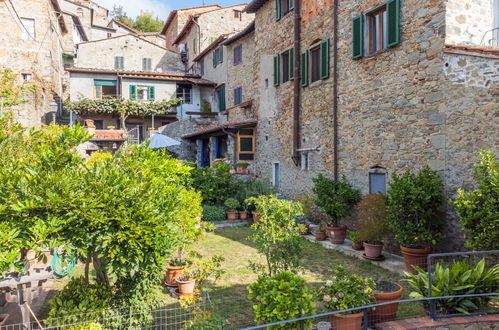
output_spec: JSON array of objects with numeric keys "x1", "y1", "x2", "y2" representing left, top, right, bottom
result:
[{"x1": 480, "y1": 27, "x2": 499, "y2": 47}]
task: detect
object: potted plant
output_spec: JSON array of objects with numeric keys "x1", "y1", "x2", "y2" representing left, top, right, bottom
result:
[
  {"x1": 357, "y1": 194, "x2": 388, "y2": 260},
  {"x1": 239, "y1": 204, "x2": 248, "y2": 220},
  {"x1": 176, "y1": 254, "x2": 225, "y2": 296},
  {"x1": 176, "y1": 272, "x2": 196, "y2": 295},
  {"x1": 166, "y1": 248, "x2": 190, "y2": 287},
  {"x1": 383, "y1": 166, "x2": 444, "y2": 273},
  {"x1": 348, "y1": 231, "x2": 363, "y2": 250},
  {"x1": 316, "y1": 266, "x2": 375, "y2": 330},
  {"x1": 224, "y1": 198, "x2": 240, "y2": 220},
  {"x1": 312, "y1": 175, "x2": 361, "y2": 244},
  {"x1": 368, "y1": 280, "x2": 403, "y2": 325},
  {"x1": 315, "y1": 223, "x2": 327, "y2": 241},
  {"x1": 235, "y1": 162, "x2": 250, "y2": 174}
]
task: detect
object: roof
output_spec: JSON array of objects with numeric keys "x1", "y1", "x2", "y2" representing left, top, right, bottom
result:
[
  {"x1": 65, "y1": 67, "x2": 216, "y2": 86},
  {"x1": 109, "y1": 19, "x2": 139, "y2": 34},
  {"x1": 193, "y1": 35, "x2": 230, "y2": 62},
  {"x1": 220, "y1": 99, "x2": 253, "y2": 115},
  {"x1": 91, "y1": 130, "x2": 127, "y2": 141},
  {"x1": 76, "y1": 33, "x2": 173, "y2": 52},
  {"x1": 444, "y1": 44, "x2": 499, "y2": 59},
  {"x1": 160, "y1": 5, "x2": 222, "y2": 35},
  {"x1": 183, "y1": 120, "x2": 257, "y2": 139},
  {"x1": 223, "y1": 21, "x2": 255, "y2": 46},
  {"x1": 244, "y1": 0, "x2": 270, "y2": 13}
]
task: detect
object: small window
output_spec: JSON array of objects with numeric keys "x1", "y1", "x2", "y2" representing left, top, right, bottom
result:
[
  {"x1": 233, "y1": 45, "x2": 242, "y2": 65},
  {"x1": 366, "y1": 6, "x2": 387, "y2": 55},
  {"x1": 20, "y1": 18, "x2": 35, "y2": 40},
  {"x1": 281, "y1": 51, "x2": 290, "y2": 83},
  {"x1": 272, "y1": 162, "x2": 280, "y2": 188},
  {"x1": 213, "y1": 47, "x2": 223, "y2": 67},
  {"x1": 142, "y1": 58, "x2": 152, "y2": 71},
  {"x1": 176, "y1": 84, "x2": 192, "y2": 104},
  {"x1": 107, "y1": 32, "x2": 112, "y2": 38},
  {"x1": 136, "y1": 86, "x2": 150, "y2": 101},
  {"x1": 276, "y1": 0, "x2": 294, "y2": 20},
  {"x1": 234, "y1": 10, "x2": 242, "y2": 19},
  {"x1": 76, "y1": 7, "x2": 83, "y2": 17},
  {"x1": 21, "y1": 73, "x2": 32, "y2": 82},
  {"x1": 94, "y1": 120, "x2": 104, "y2": 130},
  {"x1": 234, "y1": 86, "x2": 243, "y2": 105},
  {"x1": 310, "y1": 46, "x2": 321, "y2": 83},
  {"x1": 238, "y1": 128, "x2": 254, "y2": 161},
  {"x1": 369, "y1": 173, "x2": 386, "y2": 194},
  {"x1": 114, "y1": 56, "x2": 124, "y2": 69},
  {"x1": 301, "y1": 153, "x2": 309, "y2": 170}
]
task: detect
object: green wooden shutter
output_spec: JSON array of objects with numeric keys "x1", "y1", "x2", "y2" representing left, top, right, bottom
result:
[
  {"x1": 148, "y1": 86, "x2": 155, "y2": 100},
  {"x1": 275, "y1": 0, "x2": 281, "y2": 20},
  {"x1": 300, "y1": 52, "x2": 308, "y2": 87},
  {"x1": 289, "y1": 48, "x2": 294, "y2": 80},
  {"x1": 320, "y1": 39, "x2": 330, "y2": 79},
  {"x1": 219, "y1": 47, "x2": 223, "y2": 64},
  {"x1": 213, "y1": 50, "x2": 217, "y2": 67},
  {"x1": 273, "y1": 55, "x2": 280, "y2": 86},
  {"x1": 352, "y1": 15, "x2": 364, "y2": 59},
  {"x1": 289, "y1": 0, "x2": 294, "y2": 11},
  {"x1": 386, "y1": 0, "x2": 400, "y2": 47},
  {"x1": 129, "y1": 85, "x2": 136, "y2": 100},
  {"x1": 120, "y1": 57, "x2": 124, "y2": 69},
  {"x1": 114, "y1": 56, "x2": 119, "y2": 69},
  {"x1": 219, "y1": 85, "x2": 226, "y2": 111}
]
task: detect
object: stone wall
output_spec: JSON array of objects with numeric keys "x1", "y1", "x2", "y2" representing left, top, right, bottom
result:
[
  {"x1": 446, "y1": 0, "x2": 495, "y2": 46},
  {"x1": 443, "y1": 50, "x2": 499, "y2": 88}
]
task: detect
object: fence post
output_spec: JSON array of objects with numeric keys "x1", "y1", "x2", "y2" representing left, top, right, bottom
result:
[
  {"x1": 362, "y1": 308, "x2": 368, "y2": 330},
  {"x1": 428, "y1": 254, "x2": 436, "y2": 321}
]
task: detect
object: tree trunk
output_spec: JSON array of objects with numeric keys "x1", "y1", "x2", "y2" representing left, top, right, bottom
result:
[
  {"x1": 84, "y1": 254, "x2": 90, "y2": 284},
  {"x1": 92, "y1": 255, "x2": 109, "y2": 286}
]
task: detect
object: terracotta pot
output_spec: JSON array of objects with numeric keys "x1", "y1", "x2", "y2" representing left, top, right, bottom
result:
[
  {"x1": 227, "y1": 211, "x2": 239, "y2": 220},
  {"x1": 239, "y1": 211, "x2": 248, "y2": 220},
  {"x1": 251, "y1": 211, "x2": 260, "y2": 223},
  {"x1": 25, "y1": 249, "x2": 37, "y2": 261},
  {"x1": 315, "y1": 231, "x2": 326, "y2": 241},
  {"x1": 236, "y1": 166, "x2": 248, "y2": 174},
  {"x1": 0, "y1": 314, "x2": 9, "y2": 326},
  {"x1": 351, "y1": 241, "x2": 364, "y2": 251},
  {"x1": 369, "y1": 282, "x2": 403, "y2": 325},
  {"x1": 166, "y1": 265, "x2": 187, "y2": 286},
  {"x1": 330, "y1": 312, "x2": 363, "y2": 330},
  {"x1": 177, "y1": 279, "x2": 196, "y2": 295},
  {"x1": 400, "y1": 245, "x2": 431, "y2": 273},
  {"x1": 327, "y1": 225, "x2": 347, "y2": 244},
  {"x1": 364, "y1": 242, "x2": 383, "y2": 259}
]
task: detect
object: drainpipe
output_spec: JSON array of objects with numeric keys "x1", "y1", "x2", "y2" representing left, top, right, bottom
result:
[
  {"x1": 292, "y1": 0, "x2": 302, "y2": 166},
  {"x1": 333, "y1": 0, "x2": 339, "y2": 181}
]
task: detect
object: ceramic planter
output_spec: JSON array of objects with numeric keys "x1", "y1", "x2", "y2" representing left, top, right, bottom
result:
[
  {"x1": 369, "y1": 282, "x2": 403, "y2": 325},
  {"x1": 327, "y1": 225, "x2": 347, "y2": 244},
  {"x1": 166, "y1": 265, "x2": 187, "y2": 287},
  {"x1": 400, "y1": 245, "x2": 431, "y2": 273},
  {"x1": 315, "y1": 231, "x2": 326, "y2": 241},
  {"x1": 330, "y1": 312, "x2": 363, "y2": 330},
  {"x1": 239, "y1": 211, "x2": 248, "y2": 220},
  {"x1": 226, "y1": 211, "x2": 239, "y2": 221},
  {"x1": 177, "y1": 279, "x2": 196, "y2": 295},
  {"x1": 363, "y1": 242, "x2": 383, "y2": 259}
]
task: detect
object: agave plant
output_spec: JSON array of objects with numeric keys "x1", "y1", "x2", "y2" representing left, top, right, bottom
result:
[{"x1": 404, "y1": 258, "x2": 499, "y2": 314}]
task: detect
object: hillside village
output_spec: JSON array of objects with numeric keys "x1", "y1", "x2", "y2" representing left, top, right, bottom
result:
[{"x1": 0, "y1": 0, "x2": 498, "y2": 329}]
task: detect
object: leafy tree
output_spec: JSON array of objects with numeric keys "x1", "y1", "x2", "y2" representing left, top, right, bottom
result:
[
  {"x1": 133, "y1": 12, "x2": 164, "y2": 32},
  {"x1": 191, "y1": 162, "x2": 238, "y2": 205},
  {"x1": 451, "y1": 150, "x2": 498, "y2": 250},
  {"x1": 0, "y1": 69, "x2": 34, "y2": 108},
  {"x1": 110, "y1": 5, "x2": 134, "y2": 29}
]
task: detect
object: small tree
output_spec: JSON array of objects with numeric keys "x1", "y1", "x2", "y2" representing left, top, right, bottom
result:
[
  {"x1": 246, "y1": 195, "x2": 304, "y2": 276},
  {"x1": 451, "y1": 150, "x2": 498, "y2": 250},
  {"x1": 358, "y1": 194, "x2": 388, "y2": 244}
]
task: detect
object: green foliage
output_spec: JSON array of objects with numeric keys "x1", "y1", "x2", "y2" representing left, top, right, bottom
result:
[
  {"x1": 347, "y1": 231, "x2": 361, "y2": 244},
  {"x1": 133, "y1": 12, "x2": 164, "y2": 32},
  {"x1": 85, "y1": 151, "x2": 112, "y2": 167},
  {"x1": 191, "y1": 162, "x2": 238, "y2": 205},
  {"x1": 383, "y1": 166, "x2": 445, "y2": 248},
  {"x1": 69, "y1": 323, "x2": 102, "y2": 330},
  {"x1": 200, "y1": 98, "x2": 212, "y2": 113},
  {"x1": 202, "y1": 205, "x2": 226, "y2": 222},
  {"x1": 183, "y1": 254, "x2": 225, "y2": 288},
  {"x1": 185, "y1": 313, "x2": 228, "y2": 330},
  {"x1": 0, "y1": 69, "x2": 35, "y2": 108},
  {"x1": 357, "y1": 194, "x2": 388, "y2": 244},
  {"x1": 451, "y1": 150, "x2": 498, "y2": 250},
  {"x1": 247, "y1": 272, "x2": 315, "y2": 329},
  {"x1": 224, "y1": 198, "x2": 240, "y2": 212},
  {"x1": 235, "y1": 162, "x2": 250, "y2": 168},
  {"x1": 235, "y1": 178, "x2": 276, "y2": 211},
  {"x1": 312, "y1": 175, "x2": 361, "y2": 226},
  {"x1": 315, "y1": 266, "x2": 375, "y2": 314},
  {"x1": 246, "y1": 195, "x2": 305, "y2": 276},
  {"x1": 404, "y1": 258, "x2": 499, "y2": 314}
]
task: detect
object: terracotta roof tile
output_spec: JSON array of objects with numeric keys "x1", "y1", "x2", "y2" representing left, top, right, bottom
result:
[
  {"x1": 91, "y1": 130, "x2": 127, "y2": 141},
  {"x1": 183, "y1": 120, "x2": 257, "y2": 139}
]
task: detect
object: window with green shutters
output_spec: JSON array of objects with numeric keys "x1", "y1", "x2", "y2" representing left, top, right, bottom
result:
[
  {"x1": 148, "y1": 86, "x2": 155, "y2": 100},
  {"x1": 114, "y1": 56, "x2": 124, "y2": 69},
  {"x1": 320, "y1": 39, "x2": 330, "y2": 79},
  {"x1": 300, "y1": 39, "x2": 330, "y2": 85},
  {"x1": 273, "y1": 48, "x2": 294, "y2": 86},
  {"x1": 213, "y1": 47, "x2": 224, "y2": 68},
  {"x1": 129, "y1": 85, "x2": 136, "y2": 100},
  {"x1": 217, "y1": 85, "x2": 226, "y2": 111},
  {"x1": 275, "y1": 0, "x2": 293, "y2": 21},
  {"x1": 352, "y1": 15, "x2": 364, "y2": 59}
]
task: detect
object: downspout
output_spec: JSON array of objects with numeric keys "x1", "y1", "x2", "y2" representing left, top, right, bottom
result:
[
  {"x1": 333, "y1": 0, "x2": 339, "y2": 181},
  {"x1": 292, "y1": 0, "x2": 302, "y2": 165}
]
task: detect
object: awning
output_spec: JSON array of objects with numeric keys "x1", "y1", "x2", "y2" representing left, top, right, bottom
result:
[
  {"x1": 94, "y1": 79, "x2": 117, "y2": 86},
  {"x1": 182, "y1": 120, "x2": 257, "y2": 140}
]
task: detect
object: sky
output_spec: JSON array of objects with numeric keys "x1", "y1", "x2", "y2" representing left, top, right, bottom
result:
[{"x1": 94, "y1": 0, "x2": 246, "y2": 20}]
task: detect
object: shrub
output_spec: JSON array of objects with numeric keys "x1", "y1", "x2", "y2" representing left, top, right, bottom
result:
[
  {"x1": 404, "y1": 258, "x2": 499, "y2": 314},
  {"x1": 202, "y1": 205, "x2": 226, "y2": 222},
  {"x1": 357, "y1": 194, "x2": 388, "y2": 244},
  {"x1": 295, "y1": 193, "x2": 328, "y2": 224},
  {"x1": 246, "y1": 195, "x2": 304, "y2": 276},
  {"x1": 312, "y1": 175, "x2": 361, "y2": 227},
  {"x1": 248, "y1": 272, "x2": 315, "y2": 329},
  {"x1": 383, "y1": 166, "x2": 444, "y2": 248},
  {"x1": 348, "y1": 231, "x2": 361, "y2": 245},
  {"x1": 224, "y1": 198, "x2": 240, "y2": 212},
  {"x1": 185, "y1": 314, "x2": 228, "y2": 330},
  {"x1": 191, "y1": 162, "x2": 238, "y2": 205},
  {"x1": 451, "y1": 150, "x2": 498, "y2": 250},
  {"x1": 69, "y1": 323, "x2": 102, "y2": 330},
  {"x1": 315, "y1": 266, "x2": 375, "y2": 314},
  {"x1": 236, "y1": 178, "x2": 276, "y2": 211},
  {"x1": 200, "y1": 98, "x2": 212, "y2": 113}
]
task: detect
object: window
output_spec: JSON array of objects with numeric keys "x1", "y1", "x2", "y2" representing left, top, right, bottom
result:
[
  {"x1": 76, "y1": 7, "x2": 83, "y2": 17},
  {"x1": 176, "y1": 84, "x2": 192, "y2": 104},
  {"x1": 200, "y1": 59, "x2": 205, "y2": 75},
  {"x1": 233, "y1": 45, "x2": 242, "y2": 65},
  {"x1": 94, "y1": 80, "x2": 117, "y2": 99},
  {"x1": 234, "y1": 86, "x2": 243, "y2": 105},
  {"x1": 301, "y1": 153, "x2": 309, "y2": 170},
  {"x1": 272, "y1": 162, "x2": 280, "y2": 188},
  {"x1": 310, "y1": 46, "x2": 321, "y2": 83},
  {"x1": 216, "y1": 85, "x2": 226, "y2": 111},
  {"x1": 107, "y1": 32, "x2": 112, "y2": 38},
  {"x1": 94, "y1": 120, "x2": 104, "y2": 130},
  {"x1": 130, "y1": 85, "x2": 155, "y2": 101},
  {"x1": 20, "y1": 18, "x2": 35, "y2": 40},
  {"x1": 137, "y1": 86, "x2": 149, "y2": 100},
  {"x1": 213, "y1": 46, "x2": 223, "y2": 67},
  {"x1": 301, "y1": 39, "x2": 329, "y2": 86},
  {"x1": 234, "y1": 9, "x2": 242, "y2": 19},
  {"x1": 21, "y1": 73, "x2": 32, "y2": 82},
  {"x1": 114, "y1": 56, "x2": 124, "y2": 69},
  {"x1": 142, "y1": 58, "x2": 152, "y2": 71},
  {"x1": 238, "y1": 128, "x2": 255, "y2": 161},
  {"x1": 352, "y1": 0, "x2": 400, "y2": 59},
  {"x1": 281, "y1": 50, "x2": 290, "y2": 83},
  {"x1": 273, "y1": 48, "x2": 294, "y2": 86},
  {"x1": 275, "y1": 0, "x2": 294, "y2": 20},
  {"x1": 369, "y1": 173, "x2": 386, "y2": 194}
]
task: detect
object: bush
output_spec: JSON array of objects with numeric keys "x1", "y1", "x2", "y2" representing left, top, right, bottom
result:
[
  {"x1": 357, "y1": 194, "x2": 388, "y2": 244},
  {"x1": 224, "y1": 198, "x2": 240, "y2": 212},
  {"x1": 202, "y1": 205, "x2": 226, "y2": 222},
  {"x1": 404, "y1": 258, "x2": 499, "y2": 314},
  {"x1": 236, "y1": 178, "x2": 276, "y2": 211},
  {"x1": 191, "y1": 162, "x2": 238, "y2": 205},
  {"x1": 383, "y1": 166, "x2": 444, "y2": 248},
  {"x1": 69, "y1": 323, "x2": 102, "y2": 330},
  {"x1": 248, "y1": 272, "x2": 315, "y2": 329},
  {"x1": 246, "y1": 195, "x2": 305, "y2": 276},
  {"x1": 451, "y1": 150, "x2": 498, "y2": 250},
  {"x1": 185, "y1": 314, "x2": 228, "y2": 330},
  {"x1": 312, "y1": 175, "x2": 361, "y2": 227}
]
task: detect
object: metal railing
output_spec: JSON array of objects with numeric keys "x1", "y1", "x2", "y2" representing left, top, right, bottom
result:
[{"x1": 480, "y1": 27, "x2": 499, "y2": 47}]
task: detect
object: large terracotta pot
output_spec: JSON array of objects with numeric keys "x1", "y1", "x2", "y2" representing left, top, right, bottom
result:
[
  {"x1": 351, "y1": 241, "x2": 364, "y2": 251},
  {"x1": 251, "y1": 211, "x2": 260, "y2": 223},
  {"x1": 330, "y1": 312, "x2": 363, "y2": 330},
  {"x1": 239, "y1": 211, "x2": 248, "y2": 220},
  {"x1": 166, "y1": 265, "x2": 187, "y2": 287},
  {"x1": 227, "y1": 211, "x2": 239, "y2": 221},
  {"x1": 369, "y1": 282, "x2": 403, "y2": 325},
  {"x1": 177, "y1": 279, "x2": 196, "y2": 295},
  {"x1": 315, "y1": 231, "x2": 326, "y2": 241},
  {"x1": 364, "y1": 242, "x2": 383, "y2": 259},
  {"x1": 327, "y1": 225, "x2": 347, "y2": 244},
  {"x1": 236, "y1": 166, "x2": 248, "y2": 174},
  {"x1": 400, "y1": 245, "x2": 431, "y2": 273}
]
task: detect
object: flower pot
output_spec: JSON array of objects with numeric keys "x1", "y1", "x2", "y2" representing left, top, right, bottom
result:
[
  {"x1": 177, "y1": 279, "x2": 196, "y2": 295},
  {"x1": 369, "y1": 282, "x2": 403, "y2": 325},
  {"x1": 25, "y1": 249, "x2": 37, "y2": 261},
  {"x1": 239, "y1": 211, "x2": 248, "y2": 220},
  {"x1": 400, "y1": 245, "x2": 431, "y2": 273},
  {"x1": 351, "y1": 241, "x2": 364, "y2": 251},
  {"x1": 226, "y1": 211, "x2": 239, "y2": 220},
  {"x1": 330, "y1": 312, "x2": 363, "y2": 330},
  {"x1": 315, "y1": 231, "x2": 326, "y2": 241},
  {"x1": 0, "y1": 314, "x2": 9, "y2": 326},
  {"x1": 236, "y1": 166, "x2": 248, "y2": 174},
  {"x1": 363, "y1": 242, "x2": 383, "y2": 259},
  {"x1": 327, "y1": 225, "x2": 347, "y2": 244},
  {"x1": 166, "y1": 265, "x2": 187, "y2": 287},
  {"x1": 251, "y1": 211, "x2": 260, "y2": 223}
]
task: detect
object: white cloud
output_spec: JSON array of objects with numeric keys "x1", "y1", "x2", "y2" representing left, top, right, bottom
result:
[{"x1": 94, "y1": 0, "x2": 171, "y2": 20}]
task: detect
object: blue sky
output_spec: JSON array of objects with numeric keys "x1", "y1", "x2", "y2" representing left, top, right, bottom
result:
[{"x1": 95, "y1": 0, "x2": 246, "y2": 20}]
